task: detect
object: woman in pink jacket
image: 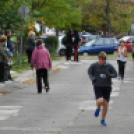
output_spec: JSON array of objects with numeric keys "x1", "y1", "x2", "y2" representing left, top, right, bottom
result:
[{"x1": 31, "y1": 39, "x2": 52, "y2": 93}]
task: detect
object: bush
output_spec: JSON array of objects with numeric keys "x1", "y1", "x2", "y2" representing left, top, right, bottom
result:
[{"x1": 44, "y1": 36, "x2": 59, "y2": 55}]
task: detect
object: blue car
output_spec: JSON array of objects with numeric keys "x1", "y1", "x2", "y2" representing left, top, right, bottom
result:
[{"x1": 78, "y1": 38, "x2": 120, "y2": 55}]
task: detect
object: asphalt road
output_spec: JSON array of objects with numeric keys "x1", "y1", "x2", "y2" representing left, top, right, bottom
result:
[{"x1": 0, "y1": 60, "x2": 133, "y2": 134}]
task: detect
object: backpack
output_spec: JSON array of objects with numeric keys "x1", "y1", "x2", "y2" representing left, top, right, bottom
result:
[{"x1": 62, "y1": 36, "x2": 67, "y2": 46}]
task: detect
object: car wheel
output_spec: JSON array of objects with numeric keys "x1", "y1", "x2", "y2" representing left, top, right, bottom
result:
[
  {"x1": 113, "y1": 50, "x2": 117, "y2": 55},
  {"x1": 83, "y1": 52, "x2": 89, "y2": 56},
  {"x1": 59, "y1": 49, "x2": 66, "y2": 56}
]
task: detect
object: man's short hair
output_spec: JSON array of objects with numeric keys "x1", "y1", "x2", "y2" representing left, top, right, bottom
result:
[
  {"x1": 5, "y1": 29, "x2": 11, "y2": 36},
  {"x1": 99, "y1": 52, "x2": 107, "y2": 60},
  {"x1": 0, "y1": 35, "x2": 7, "y2": 43},
  {"x1": 36, "y1": 39, "x2": 43, "y2": 46}
]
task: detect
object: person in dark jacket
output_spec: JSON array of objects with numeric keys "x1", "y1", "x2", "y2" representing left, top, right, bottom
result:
[
  {"x1": 66, "y1": 29, "x2": 73, "y2": 61},
  {"x1": 0, "y1": 35, "x2": 11, "y2": 82},
  {"x1": 5, "y1": 30, "x2": 14, "y2": 81},
  {"x1": 26, "y1": 31, "x2": 36, "y2": 63},
  {"x1": 5, "y1": 30, "x2": 14, "y2": 53},
  {"x1": 88, "y1": 52, "x2": 117, "y2": 126},
  {"x1": 71, "y1": 29, "x2": 80, "y2": 62},
  {"x1": 31, "y1": 39, "x2": 52, "y2": 93}
]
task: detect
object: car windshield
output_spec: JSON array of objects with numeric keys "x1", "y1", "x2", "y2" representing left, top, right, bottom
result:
[
  {"x1": 113, "y1": 38, "x2": 118, "y2": 43},
  {"x1": 119, "y1": 36, "x2": 131, "y2": 41},
  {"x1": 85, "y1": 40, "x2": 95, "y2": 46}
]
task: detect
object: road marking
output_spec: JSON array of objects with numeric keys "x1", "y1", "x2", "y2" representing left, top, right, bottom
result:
[
  {"x1": 78, "y1": 100, "x2": 113, "y2": 110},
  {"x1": 0, "y1": 106, "x2": 22, "y2": 120},
  {"x1": 111, "y1": 92, "x2": 119, "y2": 97}
]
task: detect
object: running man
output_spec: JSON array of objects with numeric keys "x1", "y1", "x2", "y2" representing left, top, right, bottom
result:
[{"x1": 88, "y1": 52, "x2": 117, "y2": 126}]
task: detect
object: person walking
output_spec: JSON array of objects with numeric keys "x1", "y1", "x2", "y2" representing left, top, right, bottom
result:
[
  {"x1": 0, "y1": 35, "x2": 11, "y2": 82},
  {"x1": 131, "y1": 40, "x2": 134, "y2": 67},
  {"x1": 117, "y1": 46, "x2": 120, "y2": 79},
  {"x1": 71, "y1": 29, "x2": 80, "y2": 62},
  {"x1": 5, "y1": 30, "x2": 14, "y2": 54},
  {"x1": 26, "y1": 31, "x2": 36, "y2": 63},
  {"x1": 88, "y1": 52, "x2": 117, "y2": 126},
  {"x1": 117, "y1": 40, "x2": 128, "y2": 82},
  {"x1": 5, "y1": 30, "x2": 14, "y2": 81},
  {"x1": 66, "y1": 29, "x2": 73, "y2": 61},
  {"x1": 31, "y1": 39, "x2": 52, "y2": 94}
]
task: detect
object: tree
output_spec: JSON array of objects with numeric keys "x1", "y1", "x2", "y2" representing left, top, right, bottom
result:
[
  {"x1": 0, "y1": 0, "x2": 24, "y2": 30},
  {"x1": 25, "y1": 0, "x2": 92, "y2": 31},
  {"x1": 82, "y1": 0, "x2": 134, "y2": 35}
]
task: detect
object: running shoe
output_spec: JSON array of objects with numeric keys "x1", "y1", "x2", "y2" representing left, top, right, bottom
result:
[
  {"x1": 117, "y1": 77, "x2": 121, "y2": 80},
  {"x1": 121, "y1": 79, "x2": 124, "y2": 83},
  {"x1": 101, "y1": 120, "x2": 107, "y2": 126},
  {"x1": 94, "y1": 109, "x2": 100, "y2": 117}
]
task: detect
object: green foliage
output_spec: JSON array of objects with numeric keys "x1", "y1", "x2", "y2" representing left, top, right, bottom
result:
[
  {"x1": 0, "y1": 0, "x2": 24, "y2": 30},
  {"x1": 44, "y1": 36, "x2": 59, "y2": 55},
  {"x1": 26, "y1": 0, "x2": 91, "y2": 30}
]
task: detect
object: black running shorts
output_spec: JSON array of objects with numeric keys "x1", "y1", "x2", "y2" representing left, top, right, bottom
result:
[{"x1": 94, "y1": 86, "x2": 112, "y2": 102}]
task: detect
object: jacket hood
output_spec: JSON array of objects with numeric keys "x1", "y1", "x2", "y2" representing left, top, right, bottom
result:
[{"x1": 37, "y1": 45, "x2": 44, "y2": 49}]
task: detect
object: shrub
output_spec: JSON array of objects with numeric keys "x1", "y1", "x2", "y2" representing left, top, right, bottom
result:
[{"x1": 44, "y1": 36, "x2": 59, "y2": 55}]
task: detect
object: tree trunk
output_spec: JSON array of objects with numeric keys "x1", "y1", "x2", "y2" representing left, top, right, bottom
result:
[{"x1": 106, "y1": 0, "x2": 112, "y2": 37}]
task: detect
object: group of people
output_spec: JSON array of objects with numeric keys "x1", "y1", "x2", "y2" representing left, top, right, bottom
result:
[
  {"x1": 62, "y1": 29, "x2": 81, "y2": 62},
  {"x1": 0, "y1": 29, "x2": 131, "y2": 127},
  {"x1": 0, "y1": 30, "x2": 14, "y2": 83}
]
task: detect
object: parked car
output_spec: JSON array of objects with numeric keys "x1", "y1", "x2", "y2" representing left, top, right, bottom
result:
[
  {"x1": 78, "y1": 38, "x2": 119, "y2": 55},
  {"x1": 57, "y1": 36, "x2": 66, "y2": 56},
  {"x1": 119, "y1": 36, "x2": 134, "y2": 52},
  {"x1": 81, "y1": 35, "x2": 101, "y2": 44},
  {"x1": 117, "y1": 36, "x2": 124, "y2": 40},
  {"x1": 35, "y1": 35, "x2": 51, "y2": 46}
]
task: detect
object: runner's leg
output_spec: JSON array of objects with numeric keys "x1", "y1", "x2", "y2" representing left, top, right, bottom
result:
[{"x1": 102, "y1": 100, "x2": 109, "y2": 120}]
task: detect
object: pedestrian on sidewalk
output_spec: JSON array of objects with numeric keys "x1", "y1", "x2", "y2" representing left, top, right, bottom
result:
[
  {"x1": 5, "y1": 30, "x2": 14, "y2": 81},
  {"x1": 26, "y1": 31, "x2": 36, "y2": 63},
  {"x1": 66, "y1": 29, "x2": 72, "y2": 61},
  {"x1": 0, "y1": 35, "x2": 11, "y2": 82},
  {"x1": 88, "y1": 52, "x2": 117, "y2": 126},
  {"x1": 117, "y1": 40, "x2": 127, "y2": 82},
  {"x1": 117, "y1": 46, "x2": 120, "y2": 79},
  {"x1": 131, "y1": 40, "x2": 134, "y2": 67},
  {"x1": 71, "y1": 29, "x2": 80, "y2": 62},
  {"x1": 31, "y1": 39, "x2": 52, "y2": 94}
]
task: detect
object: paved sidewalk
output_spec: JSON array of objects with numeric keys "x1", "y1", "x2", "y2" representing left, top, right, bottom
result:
[{"x1": 0, "y1": 59, "x2": 65, "y2": 91}]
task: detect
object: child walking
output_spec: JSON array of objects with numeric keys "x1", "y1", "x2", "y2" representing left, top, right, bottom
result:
[{"x1": 88, "y1": 52, "x2": 117, "y2": 126}]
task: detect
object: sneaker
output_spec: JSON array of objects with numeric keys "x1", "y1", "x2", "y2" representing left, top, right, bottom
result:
[
  {"x1": 94, "y1": 109, "x2": 100, "y2": 117},
  {"x1": 117, "y1": 77, "x2": 121, "y2": 80},
  {"x1": 46, "y1": 86, "x2": 50, "y2": 92},
  {"x1": 121, "y1": 79, "x2": 124, "y2": 83},
  {"x1": 101, "y1": 120, "x2": 107, "y2": 126}
]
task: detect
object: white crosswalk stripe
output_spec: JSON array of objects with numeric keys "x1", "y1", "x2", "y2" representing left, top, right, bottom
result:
[{"x1": 0, "y1": 106, "x2": 22, "y2": 120}]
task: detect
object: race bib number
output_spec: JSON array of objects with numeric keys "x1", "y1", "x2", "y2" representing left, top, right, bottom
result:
[{"x1": 100, "y1": 74, "x2": 106, "y2": 78}]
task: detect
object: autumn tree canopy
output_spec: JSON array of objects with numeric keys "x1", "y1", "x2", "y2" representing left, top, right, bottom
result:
[{"x1": 82, "y1": 0, "x2": 134, "y2": 34}]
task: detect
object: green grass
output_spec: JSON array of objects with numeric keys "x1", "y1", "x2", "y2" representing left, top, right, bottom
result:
[
  {"x1": 80, "y1": 53, "x2": 133, "y2": 60},
  {"x1": 11, "y1": 54, "x2": 62, "y2": 74}
]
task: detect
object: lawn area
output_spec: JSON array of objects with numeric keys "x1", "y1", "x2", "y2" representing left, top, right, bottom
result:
[{"x1": 79, "y1": 53, "x2": 133, "y2": 60}]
